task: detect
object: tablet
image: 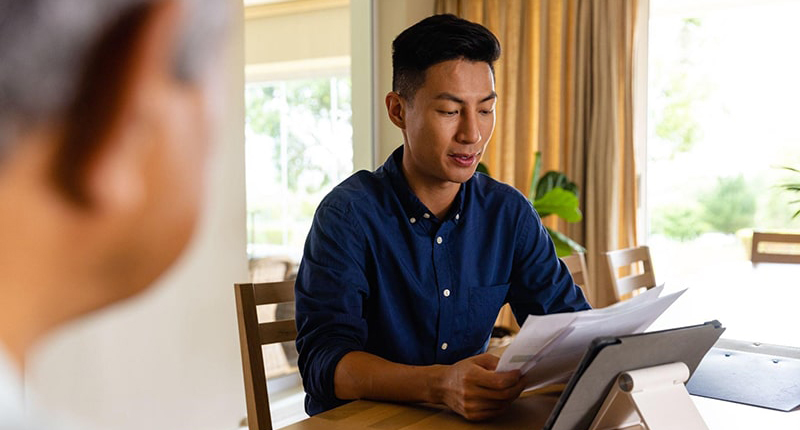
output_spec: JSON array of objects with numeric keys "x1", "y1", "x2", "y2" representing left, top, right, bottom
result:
[{"x1": 543, "y1": 320, "x2": 725, "y2": 430}]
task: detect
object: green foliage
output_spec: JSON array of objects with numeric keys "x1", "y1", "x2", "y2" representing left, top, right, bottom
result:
[
  {"x1": 532, "y1": 188, "x2": 582, "y2": 223},
  {"x1": 245, "y1": 86, "x2": 280, "y2": 138},
  {"x1": 654, "y1": 74, "x2": 703, "y2": 153},
  {"x1": 780, "y1": 166, "x2": 800, "y2": 219},
  {"x1": 651, "y1": 18, "x2": 708, "y2": 159},
  {"x1": 478, "y1": 152, "x2": 584, "y2": 257},
  {"x1": 246, "y1": 78, "x2": 352, "y2": 194},
  {"x1": 651, "y1": 205, "x2": 709, "y2": 242},
  {"x1": 699, "y1": 175, "x2": 756, "y2": 234}
]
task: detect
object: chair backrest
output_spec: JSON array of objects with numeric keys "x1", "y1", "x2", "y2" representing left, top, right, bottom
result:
[
  {"x1": 562, "y1": 253, "x2": 591, "y2": 292},
  {"x1": 605, "y1": 246, "x2": 656, "y2": 300},
  {"x1": 751, "y1": 232, "x2": 800, "y2": 265},
  {"x1": 235, "y1": 280, "x2": 296, "y2": 430}
]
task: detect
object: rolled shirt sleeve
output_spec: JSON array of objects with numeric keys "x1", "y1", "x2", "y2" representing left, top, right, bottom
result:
[{"x1": 295, "y1": 203, "x2": 370, "y2": 415}]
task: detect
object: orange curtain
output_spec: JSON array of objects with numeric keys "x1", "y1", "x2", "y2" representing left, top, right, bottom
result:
[{"x1": 436, "y1": 0, "x2": 642, "y2": 308}]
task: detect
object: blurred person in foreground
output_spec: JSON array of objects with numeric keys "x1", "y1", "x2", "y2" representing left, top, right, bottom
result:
[
  {"x1": 295, "y1": 14, "x2": 589, "y2": 422},
  {"x1": 0, "y1": 0, "x2": 228, "y2": 428}
]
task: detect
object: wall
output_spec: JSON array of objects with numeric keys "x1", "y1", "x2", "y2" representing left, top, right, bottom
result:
[
  {"x1": 244, "y1": 5, "x2": 350, "y2": 65},
  {"x1": 25, "y1": 4, "x2": 250, "y2": 430}
]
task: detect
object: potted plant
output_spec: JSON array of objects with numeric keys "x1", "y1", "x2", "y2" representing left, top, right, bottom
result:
[{"x1": 478, "y1": 152, "x2": 584, "y2": 257}]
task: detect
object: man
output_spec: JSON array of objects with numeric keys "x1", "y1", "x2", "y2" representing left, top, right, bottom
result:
[
  {"x1": 295, "y1": 14, "x2": 590, "y2": 421},
  {"x1": 0, "y1": 0, "x2": 226, "y2": 428}
]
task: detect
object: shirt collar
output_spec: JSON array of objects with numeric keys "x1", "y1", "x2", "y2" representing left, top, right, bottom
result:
[{"x1": 382, "y1": 146, "x2": 468, "y2": 223}]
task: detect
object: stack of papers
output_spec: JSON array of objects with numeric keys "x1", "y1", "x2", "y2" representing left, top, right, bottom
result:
[{"x1": 496, "y1": 284, "x2": 685, "y2": 389}]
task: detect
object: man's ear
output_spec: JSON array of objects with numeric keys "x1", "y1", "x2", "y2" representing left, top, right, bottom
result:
[
  {"x1": 76, "y1": 0, "x2": 183, "y2": 214},
  {"x1": 385, "y1": 92, "x2": 407, "y2": 129}
]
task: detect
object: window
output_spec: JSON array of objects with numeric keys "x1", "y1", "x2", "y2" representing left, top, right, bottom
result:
[
  {"x1": 245, "y1": 75, "x2": 353, "y2": 259},
  {"x1": 646, "y1": 0, "x2": 800, "y2": 281}
]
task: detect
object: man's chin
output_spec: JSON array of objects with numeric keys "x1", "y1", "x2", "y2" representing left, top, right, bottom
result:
[{"x1": 449, "y1": 169, "x2": 478, "y2": 184}]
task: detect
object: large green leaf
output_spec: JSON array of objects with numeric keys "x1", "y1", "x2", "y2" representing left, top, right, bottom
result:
[
  {"x1": 533, "y1": 188, "x2": 583, "y2": 222},
  {"x1": 547, "y1": 228, "x2": 586, "y2": 257},
  {"x1": 535, "y1": 171, "x2": 579, "y2": 201}
]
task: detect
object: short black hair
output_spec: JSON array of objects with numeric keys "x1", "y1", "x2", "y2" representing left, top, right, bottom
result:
[{"x1": 391, "y1": 14, "x2": 501, "y2": 101}]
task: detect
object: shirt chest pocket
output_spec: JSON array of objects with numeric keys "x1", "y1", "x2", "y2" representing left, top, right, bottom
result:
[{"x1": 464, "y1": 283, "x2": 510, "y2": 348}]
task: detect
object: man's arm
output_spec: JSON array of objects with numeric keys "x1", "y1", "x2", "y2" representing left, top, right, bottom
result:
[
  {"x1": 507, "y1": 202, "x2": 591, "y2": 321},
  {"x1": 334, "y1": 351, "x2": 526, "y2": 421}
]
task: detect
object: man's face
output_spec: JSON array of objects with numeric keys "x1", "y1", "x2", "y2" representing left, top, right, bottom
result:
[{"x1": 400, "y1": 59, "x2": 496, "y2": 188}]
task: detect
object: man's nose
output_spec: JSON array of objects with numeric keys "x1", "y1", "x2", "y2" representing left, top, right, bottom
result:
[{"x1": 456, "y1": 111, "x2": 481, "y2": 144}]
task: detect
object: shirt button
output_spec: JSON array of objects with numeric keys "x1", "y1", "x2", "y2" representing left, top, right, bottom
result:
[
  {"x1": 455, "y1": 214, "x2": 460, "y2": 220},
  {"x1": 423, "y1": 213, "x2": 431, "y2": 219},
  {"x1": 410, "y1": 217, "x2": 416, "y2": 224},
  {"x1": 441, "y1": 342, "x2": 448, "y2": 350},
  {"x1": 443, "y1": 289, "x2": 451, "y2": 297},
  {"x1": 436, "y1": 236, "x2": 443, "y2": 245}
]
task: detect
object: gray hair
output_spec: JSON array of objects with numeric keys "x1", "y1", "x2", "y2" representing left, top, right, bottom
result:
[{"x1": 0, "y1": 0, "x2": 229, "y2": 159}]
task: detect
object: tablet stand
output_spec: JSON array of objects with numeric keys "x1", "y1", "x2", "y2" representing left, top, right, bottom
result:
[{"x1": 588, "y1": 362, "x2": 709, "y2": 430}]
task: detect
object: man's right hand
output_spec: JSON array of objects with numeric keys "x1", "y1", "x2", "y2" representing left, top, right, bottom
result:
[{"x1": 432, "y1": 353, "x2": 526, "y2": 421}]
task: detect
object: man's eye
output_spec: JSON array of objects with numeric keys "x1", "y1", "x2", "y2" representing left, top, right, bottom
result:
[
  {"x1": 479, "y1": 109, "x2": 494, "y2": 115},
  {"x1": 438, "y1": 110, "x2": 458, "y2": 116}
]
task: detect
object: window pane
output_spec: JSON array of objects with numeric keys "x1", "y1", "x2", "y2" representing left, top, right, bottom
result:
[
  {"x1": 647, "y1": 0, "x2": 800, "y2": 281},
  {"x1": 245, "y1": 76, "x2": 353, "y2": 259}
]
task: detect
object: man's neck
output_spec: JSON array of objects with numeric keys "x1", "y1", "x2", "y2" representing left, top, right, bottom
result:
[{"x1": 401, "y1": 171, "x2": 460, "y2": 220}]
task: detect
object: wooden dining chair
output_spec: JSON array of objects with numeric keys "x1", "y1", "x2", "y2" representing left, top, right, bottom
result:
[
  {"x1": 751, "y1": 232, "x2": 800, "y2": 265},
  {"x1": 235, "y1": 280, "x2": 297, "y2": 430},
  {"x1": 562, "y1": 252, "x2": 591, "y2": 292},
  {"x1": 604, "y1": 246, "x2": 656, "y2": 301}
]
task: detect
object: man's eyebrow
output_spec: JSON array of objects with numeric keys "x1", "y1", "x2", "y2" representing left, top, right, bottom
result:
[{"x1": 433, "y1": 92, "x2": 498, "y2": 104}]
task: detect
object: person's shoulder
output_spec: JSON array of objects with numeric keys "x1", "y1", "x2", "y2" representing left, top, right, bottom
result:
[
  {"x1": 317, "y1": 169, "x2": 386, "y2": 214},
  {"x1": 470, "y1": 172, "x2": 531, "y2": 206}
]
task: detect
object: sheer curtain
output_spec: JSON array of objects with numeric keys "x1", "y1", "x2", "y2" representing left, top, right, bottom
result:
[{"x1": 436, "y1": 0, "x2": 643, "y2": 309}]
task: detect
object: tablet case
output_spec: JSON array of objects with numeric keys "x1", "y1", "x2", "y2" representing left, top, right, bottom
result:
[
  {"x1": 543, "y1": 320, "x2": 725, "y2": 430},
  {"x1": 687, "y1": 339, "x2": 800, "y2": 411}
]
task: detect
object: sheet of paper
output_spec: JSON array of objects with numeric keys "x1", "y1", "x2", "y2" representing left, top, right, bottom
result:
[
  {"x1": 496, "y1": 285, "x2": 686, "y2": 390},
  {"x1": 495, "y1": 312, "x2": 577, "y2": 372}
]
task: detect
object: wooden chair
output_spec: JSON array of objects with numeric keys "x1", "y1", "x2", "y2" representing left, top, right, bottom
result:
[
  {"x1": 562, "y1": 253, "x2": 591, "y2": 292},
  {"x1": 751, "y1": 232, "x2": 800, "y2": 265},
  {"x1": 235, "y1": 280, "x2": 297, "y2": 430},
  {"x1": 605, "y1": 246, "x2": 656, "y2": 301}
]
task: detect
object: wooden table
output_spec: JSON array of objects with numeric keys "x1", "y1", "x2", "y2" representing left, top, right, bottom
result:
[
  {"x1": 285, "y1": 262, "x2": 800, "y2": 429},
  {"x1": 282, "y1": 391, "x2": 561, "y2": 430},
  {"x1": 282, "y1": 389, "x2": 799, "y2": 429}
]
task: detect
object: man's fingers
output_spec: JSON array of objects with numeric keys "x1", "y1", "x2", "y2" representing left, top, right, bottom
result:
[
  {"x1": 460, "y1": 400, "x2": 514, "y2": 421},
  {"x1": 468, "y1": 382, "x2": 525, "y2": 401},
  {"x1": 473, "y1": 368, "x2": 522, "y2": 391},
  {"x1": 470, "y1": 353, "x2": 500, "y2": 370}
]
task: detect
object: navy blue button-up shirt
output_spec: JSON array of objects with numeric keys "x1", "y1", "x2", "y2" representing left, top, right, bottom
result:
[{"x1": 295, "y1": 147, "x2": 590, "y2": 415}]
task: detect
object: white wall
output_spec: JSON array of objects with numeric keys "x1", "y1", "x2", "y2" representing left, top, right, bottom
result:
[
  {"x1": 25, "y1": 4, "x2": 250, "y2": 430},
  {"x1": 245, "y1": 6, "x2": 350, "y2": 65}
]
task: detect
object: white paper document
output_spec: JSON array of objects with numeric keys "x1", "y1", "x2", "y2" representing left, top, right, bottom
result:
[{"x1": 496, "y1": 284, "x2": 685, "y2": 389}]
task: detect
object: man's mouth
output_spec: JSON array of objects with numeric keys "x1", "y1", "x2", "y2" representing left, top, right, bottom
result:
[{"x1": 448, "y1": 152, "x2": 480, "y2": 167}]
